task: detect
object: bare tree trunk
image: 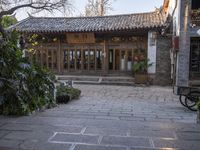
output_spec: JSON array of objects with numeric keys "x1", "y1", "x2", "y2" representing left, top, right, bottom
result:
[{"x1": 100, "y1": 0, "x2": 104, "y2": 16}]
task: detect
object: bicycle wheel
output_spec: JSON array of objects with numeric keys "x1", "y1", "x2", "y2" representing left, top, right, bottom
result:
[
  {"x1": 179, "y1": 95, "x2": 187, "y2": 107},
  {"x1": 185, "y1": 91, "x2": 200, "y2": 111}
]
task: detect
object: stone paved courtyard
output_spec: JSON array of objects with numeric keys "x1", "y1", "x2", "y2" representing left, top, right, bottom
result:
[{"x1": 0, "y1": 85, "x2": 200, "y2": 150}]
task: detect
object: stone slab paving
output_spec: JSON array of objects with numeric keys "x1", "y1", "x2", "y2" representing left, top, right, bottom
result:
[{"x1": 0, "y1": 85, "x2": 200, "y2": 150}]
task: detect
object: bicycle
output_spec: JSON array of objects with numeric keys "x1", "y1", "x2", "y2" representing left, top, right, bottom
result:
[
  {"x1": 184, "y1": 91, "x2": 200, "y2": 111},
  {"x1": 178, "y1": 87, "x2": 200, "y2": 111}
]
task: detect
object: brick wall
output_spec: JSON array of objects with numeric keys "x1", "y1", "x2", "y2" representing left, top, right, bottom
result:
[{"x1": 153, "y1": 35, "x2": 172, "y2": 85}]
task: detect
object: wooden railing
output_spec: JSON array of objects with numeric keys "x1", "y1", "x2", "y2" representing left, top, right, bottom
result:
[{"x1": 191, "y1": 9, "x2": 200, "y2": 26}]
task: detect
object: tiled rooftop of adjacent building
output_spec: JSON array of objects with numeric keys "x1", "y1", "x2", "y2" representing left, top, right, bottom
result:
[{"x1": 9, "y1": 10, "x2": 168, "y2": 33}]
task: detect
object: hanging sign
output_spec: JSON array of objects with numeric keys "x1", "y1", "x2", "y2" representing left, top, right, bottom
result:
[{"x1": 67, "y1": 33, "x2": 95, "y2": 44}]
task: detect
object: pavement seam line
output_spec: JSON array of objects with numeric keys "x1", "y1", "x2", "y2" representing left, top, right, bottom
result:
[
  {"x1": 97, "y1": 135, "x2": 103, "y2": 144},
  {"x1": 69, "y1": 143, "x2": 76, "y2": 150},
  {"x1": 47, "y1": 132, "x2": 57, "y2": 143},
  {"x1": 149, "y1": 137, "x2": 155, "y2": 148},
  {"x1": 81, "y1": 127, "x2": 87, "y2": 134},
  {"x1": 173, "y1": 132, "x2": 178, "y2": 140}
]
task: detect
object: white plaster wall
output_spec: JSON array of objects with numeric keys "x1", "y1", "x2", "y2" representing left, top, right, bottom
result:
[
  {"x1": 147, "y1": 31, "x2": 157, "y2": 74},
  {"x1": 167, "y1": 0, "x2": 181, "y2": 36}
]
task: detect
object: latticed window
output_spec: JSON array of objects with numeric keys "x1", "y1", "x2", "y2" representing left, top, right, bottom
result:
[{"x1": 191, "y1": 0, "x2": 200, "y2": 26}]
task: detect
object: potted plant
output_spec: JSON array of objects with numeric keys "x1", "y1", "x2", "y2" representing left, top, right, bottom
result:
[{"x1": 132, "y1": 57, "x2": 152, "y2": 84}]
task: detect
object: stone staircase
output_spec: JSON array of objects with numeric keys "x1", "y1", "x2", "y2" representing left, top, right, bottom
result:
[{"x1": 56, "y1": 75, "x2": 135, "y2": 86}]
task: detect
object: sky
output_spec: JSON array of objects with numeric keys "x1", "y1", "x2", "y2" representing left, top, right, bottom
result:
[{"x1": 16, "y1": 0, "x2": 164, "y2": 21}]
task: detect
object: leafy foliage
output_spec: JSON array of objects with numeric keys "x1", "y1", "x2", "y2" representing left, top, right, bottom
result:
[
  {"x1": 56, "y1": 85, "x2": 81, "y2": 104},
  {"x1": 0, "y1": 31, "x2": 56, "y2": 115},
  {"x1": 1, "y1": 16, "x2": 17, "y2": 28},
  {"x1": 132, "y1": 59, "x2": 153, "y2": 74}
]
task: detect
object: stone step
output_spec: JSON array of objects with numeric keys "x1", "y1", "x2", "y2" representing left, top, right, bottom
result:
[
  {"x1": 102, "y1": 77, "x2": 134, "y2": 82},
  {"x1": 57, "y1": 75, "x2": 99, "y2": 81},
  {"x1": 56, "y1": 75, "x2": 135, "y2": 86}
]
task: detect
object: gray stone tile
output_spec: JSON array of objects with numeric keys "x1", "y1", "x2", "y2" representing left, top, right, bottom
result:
[
  {"x1": 176, "y1": 132, "x2": 200, "y2": 140},
  {"x1": 21, "y1": 140, "x2": 72, "y2": 150},
  {"x1": 119, "y1": 116, "x2": 145, "y2": 121},
  {"x1": 101, "y1": 136, "x2": 151, "y2": 147},
  {"x1": 0, "y1": 147, "x2": 22, "y2": 150},
  {"x1": 3, "y1": 131, "x2": 34, "y2": 141},
  {"x1": 84, "y1": 127, "x2": 128, "y2": 136},
  {"x1": 129, "y1": 130, "x2": 175, "y2": 138},
  {"x1": 95, "y1": 116, "x2": 119, "y2": 120},
  {"x1": 74, "y1": 144, "x2": 126, "y2": 150},
  {"x1": 3, "y1": 131, "x2": 52, "y2": 141},
  {"x1": 0, "y1": 123, "x2": 33, "y2": 131},
  {"x1": 153, "y1": 139, "x2": 200, "y2": 149},
  {"x1": 50, "y1": 133, "x2": 99, "y2": 144},
  {"x1": 0, "y1": 139, "x2": 21, "y2": 149},
  {"x1": 0, "y1": 131, "x2": 10, "y2": 139},
  {"x1": 130, "y1": 148, "x2": 173, "y2": 150}
]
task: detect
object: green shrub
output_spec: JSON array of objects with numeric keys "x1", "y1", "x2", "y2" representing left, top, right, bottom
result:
[
  {"x1": 0, "y1": 31, "x2": 56, "y2": 115},
  {"x1": 56, "y1": 85, "x2": 81, "y2": 104}
]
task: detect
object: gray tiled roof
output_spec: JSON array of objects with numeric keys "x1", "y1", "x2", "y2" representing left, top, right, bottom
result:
[{"x1": 10, "y1": 11, "x2": 168, "y2": 33}]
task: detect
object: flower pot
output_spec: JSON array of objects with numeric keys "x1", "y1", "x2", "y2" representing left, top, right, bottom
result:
[{"x1": 134, "y1": 74, "x2": 148, "y2": 84}]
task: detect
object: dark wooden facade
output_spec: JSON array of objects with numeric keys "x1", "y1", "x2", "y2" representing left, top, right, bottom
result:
[
  {"x1": 9, "y1": 11, "x2": 168, "y2": 76},
  {"x1": 27, "y1": 32, "x2": 147, "y2": 75}
]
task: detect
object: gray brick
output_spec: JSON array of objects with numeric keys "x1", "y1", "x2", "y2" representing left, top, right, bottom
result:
[
  {"x1": 130, "y1": 130, "x2": 175, "y2": 138},
  {"x1": 154, "y1": 35, "x2": 172, "y2": 85},
  {"x1": 84, "y1": 127, "x2": 128, "y2": 136},
  {"x1": 101, "y1": 136, "x2": 151, "y2": 147},
  {"x1": 0, "y1": 139, "x2": 21, "y2": 149},
  {"x1": 74, "y1": 144, "x2": 126, "y2": 150},
  {"x1": 130, "y1": 148, "x2": 175, "y2": 150},
  {"x1": 176, "y1": 132, "x2": 200, "y2": 140},
  {"x1": 153, "y1": 139, "x2": 200, "y2": 149},
  {"x1": 21, "y1": 140, "x2": 72, "y2": 150},
  {"x1": 50, "y1": 133, "x2": 99, "y2": 144},
  {"x1": 0, "y1": 131, "x2": 10, "y2": 139}
]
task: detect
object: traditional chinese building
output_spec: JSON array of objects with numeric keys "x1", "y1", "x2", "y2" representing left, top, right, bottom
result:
[{"x1": 9, "y1": 10, "x2": 172, "y2": 85}]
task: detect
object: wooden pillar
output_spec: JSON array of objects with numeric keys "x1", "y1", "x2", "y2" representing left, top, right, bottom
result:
[
  {"x1": 103, "y1": 40, "x2": 108, "y2": 74},
  {"x1": 132, "y1": 48, "x2": 134, "y2": 62},
  {"x1": 75, "y1": 48, "x2": 77, "y2": 71},
  {"x1": 46, "y1": 49, "x2": 49, "y2": 69},
  {"x1": 95, "y1": 47, "x2": 97, "y2": 71},
  {"x1": 119, "y1": 49, "x2": 121, "y2": 71},
  {"x1": 125, "y1": 50, "x2": 128, "y2": 71},
  {"x1": 57, "y1": 38, "x2": 61, "y2": 74},
  {"x1": 67, "y1": 49, "x2": 70, "y2": 71},
  {"x1": 88, "y1": 48, "x2": 90, "y2": 71},
  {"x1": 81, "y1": 47, "x2": 84, "y2": 70},
  {"x1": 40, "y1": 46, "x2": 43, "y2": 68},
  {"x1": 113, "y1": 49, "x2": 115, "y2": 70},
  {"x1": 60, "y1": 47, "x2": 64, "y2": 74},
  {"x1": 51, "y1": 49, "x2": 54, "y2": 70}
]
